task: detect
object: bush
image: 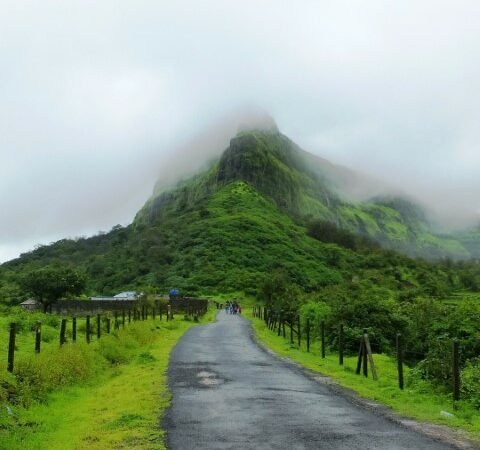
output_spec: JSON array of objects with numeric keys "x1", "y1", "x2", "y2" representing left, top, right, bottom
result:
[
  {"x1": 98, "y1": 335, "x2": 132, "y2": 364},
  {"x1": 299, "y1": 301, "x2": 331, "y2": 339},
  {"x1": 413, "y1": 334, "x2": 452, "y2": 389},
  {"x1": 40, "y1": 326, "x2": 57, "y2": 343},
  {"x1": 461, "y1": 357, "x2": 480, "y2": 409},
  {"x1": 317, "y1": 283, "x2": 406, "y2": 353},
  {"x1": 14, "y1": 343, "x2": 98, "y2": 405}
]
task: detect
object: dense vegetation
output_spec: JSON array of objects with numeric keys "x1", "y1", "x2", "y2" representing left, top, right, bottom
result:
[{"x1": 1, "y1": 128, "x2": 480, "y2": 413}]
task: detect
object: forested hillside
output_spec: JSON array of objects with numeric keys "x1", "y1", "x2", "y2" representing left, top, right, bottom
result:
[{"x1": 1, "y1": 129, "x2": 479, "y2": 304}]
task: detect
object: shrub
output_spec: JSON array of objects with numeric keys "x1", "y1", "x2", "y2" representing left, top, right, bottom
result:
[
  {"x1": 40, "y1": 326, "x2": 57, "y2": 343},
  {"x1": 14, "y1": 343, "x2": 98, "y2": 405},
  {"x1": 299, "y1": 301, "x2": 331, "y2": 339},
  {"x1": 461, "y1": 357, "x2": 480, "y2": 409},
  {"x1": 413, "y1": 334, "x2": 452, "y2": 389},
  {"x1": 98, "y1": 336, "x2": 132, "y2": 365}
]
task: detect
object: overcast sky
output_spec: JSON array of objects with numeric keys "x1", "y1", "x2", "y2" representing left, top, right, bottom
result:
[{"x1": 1, "y1": 0, "x2": 480, "y2": 263}]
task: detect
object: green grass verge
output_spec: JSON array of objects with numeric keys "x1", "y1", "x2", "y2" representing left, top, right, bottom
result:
[
  {"x1": 1, "y1": 309, "x2": 215, "y2": 450},
  {"x1": 247, "y1": 310, "x2": 480, "y2": 442}
]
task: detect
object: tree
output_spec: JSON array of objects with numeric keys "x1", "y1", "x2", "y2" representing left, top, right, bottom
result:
[
  {"x1": 260, "y1": 269, "x2": 300, "y2": 313},
  {"x1": 20, "y1": 266, "x2": 86, "y2": 312}
]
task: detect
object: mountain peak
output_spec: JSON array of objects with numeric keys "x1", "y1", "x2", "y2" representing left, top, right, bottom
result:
[{"x1": 235, "y1": 111, "x2": 279, "y2": 134}]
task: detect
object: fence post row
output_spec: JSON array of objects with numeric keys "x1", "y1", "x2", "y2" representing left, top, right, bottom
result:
[
  {"x1": 257, "y1": 306, "x2": 465, "y2": 400},
  {"x1": 5, "y1": 300, "x2": 210, "y2": 374}
]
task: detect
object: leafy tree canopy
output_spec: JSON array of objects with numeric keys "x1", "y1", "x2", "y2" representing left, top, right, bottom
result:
[{"x1": 20, "y1": 266, "x2": 86, "y2": 312}]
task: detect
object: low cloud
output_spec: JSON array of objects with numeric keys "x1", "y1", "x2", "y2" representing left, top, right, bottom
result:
[{"x1": 1, "y1": 0, "x2": 480, "y2": 262}]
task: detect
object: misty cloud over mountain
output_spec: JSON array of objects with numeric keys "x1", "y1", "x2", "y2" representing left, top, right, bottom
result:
[{"x1": 1, "y1": 0, "x2": 480, "y2": 262}]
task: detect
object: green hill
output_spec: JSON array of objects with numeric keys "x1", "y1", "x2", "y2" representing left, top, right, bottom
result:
[
  {"x1": 1, "y1": 128, "x2": 479, "y2": 302},
  {"x1": 138, "y1": 129, "x2": 473, "y2": 260}
]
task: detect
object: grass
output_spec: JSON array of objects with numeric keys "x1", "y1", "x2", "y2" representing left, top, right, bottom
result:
[
  {"x1": 0, "y1": 308, "x2": 216, "y2": 450},
  {"x1": 0, "y1": 309, "x2": 60, "y2": 367},
  {"x1": 247, "y1": 310, "x2": 480, "y2": 442}
]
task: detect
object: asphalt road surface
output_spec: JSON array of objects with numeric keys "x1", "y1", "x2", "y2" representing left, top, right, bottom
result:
[{"x1": 165, "y1": 311, "x2": 456, "y2": 450}]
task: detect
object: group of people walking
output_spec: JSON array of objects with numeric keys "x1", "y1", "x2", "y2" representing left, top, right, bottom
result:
[{"x1": 225, "y1": 301, "x2": 241, "y2": 315}]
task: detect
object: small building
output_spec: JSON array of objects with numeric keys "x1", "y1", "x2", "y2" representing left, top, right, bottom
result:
[
  {"x1": 90, "y1": 291, "x2": 137, "y2": 301},
  {"x1": 20, "y1": 298, "x2": 40, "y2": 311},
  {"x1": 114, "y1": 291, "x2": 137, "y2": 300}
]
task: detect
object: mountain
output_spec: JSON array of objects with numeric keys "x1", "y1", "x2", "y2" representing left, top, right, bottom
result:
[
  {"x1": 137, "y1": 129, "x2": 473, "y2": 260},
  {"x1": 1, "y1": 126, "x2": 479, "y2": 302}
]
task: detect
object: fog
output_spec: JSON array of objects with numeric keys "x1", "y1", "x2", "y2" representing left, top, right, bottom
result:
[{"x1": 1, "y1": 0, "x2": 480, "y2": 262}]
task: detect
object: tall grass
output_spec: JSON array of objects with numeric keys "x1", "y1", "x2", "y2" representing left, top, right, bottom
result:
[{"x1": 0, "y1": 313, "x2": 173, "y2": 410}]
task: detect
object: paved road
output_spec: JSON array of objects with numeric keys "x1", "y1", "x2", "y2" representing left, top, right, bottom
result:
[{"x1": 165, "y1": 311, "x2": 456, "y2": 450}]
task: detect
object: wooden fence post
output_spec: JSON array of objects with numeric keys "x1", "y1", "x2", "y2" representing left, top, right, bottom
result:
[
  {"x1": 339, "y1": 324, "x2": 344, "y2": 366},
  {"x1": 60, "y1": 319, "x2": 67, "y2": 345},
  {"x1": 106, "y1": 318, "x2": 111, "y2": 334},
  {"x1": 122, "y1": 309, "x2": 126, "y2": 328},
  {"x1": 297, "y1": 316, "x2": 301, "y2": 348},
  {"x1": 453, "y1": 339, "x2": 460, "y2": 405},
  {"x1": 7, "y1": 323, "x2": 16, "y2": 372},
  {"x1": 72, "y1": 317, "x2": 76, "y2": 343},
  {"x1": 396, "y1": 333, "x2": 404, "y2": 390},
  {"x1": 128, "y1": 309, "x2": 131, "y2": 323},
  {"x1": 306, "y1": 319, "x2": 310, "y2": 352},
  {"x1": 356, "y1": 334, "x2": 364, "y2": 375},
  {"x1": 362, "y1": 328, "x2": 368, "y2": 377},
  {"x1": 35, "y1": 321, "x2": 42, "y2": 352},
  {"x1": 321, "y1": 321, "x2": 325, "y2": 359},
  {"x1": 114, "y1": 312, "x2": 119, "y2": 330},
  {"x1": 97, "y1": 314, "x2": 101, "y2": 339},
  {"x1": 363, "y1": 329, "x2": 378, "y2": 380},
  {"x1": 86, "y1": 315, "x2": 91, "y2": 343}
]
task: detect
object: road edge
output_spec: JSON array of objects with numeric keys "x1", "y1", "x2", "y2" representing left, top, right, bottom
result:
[{"x1": 245, "y1": 316, "x2": 479, "y2": 450}]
